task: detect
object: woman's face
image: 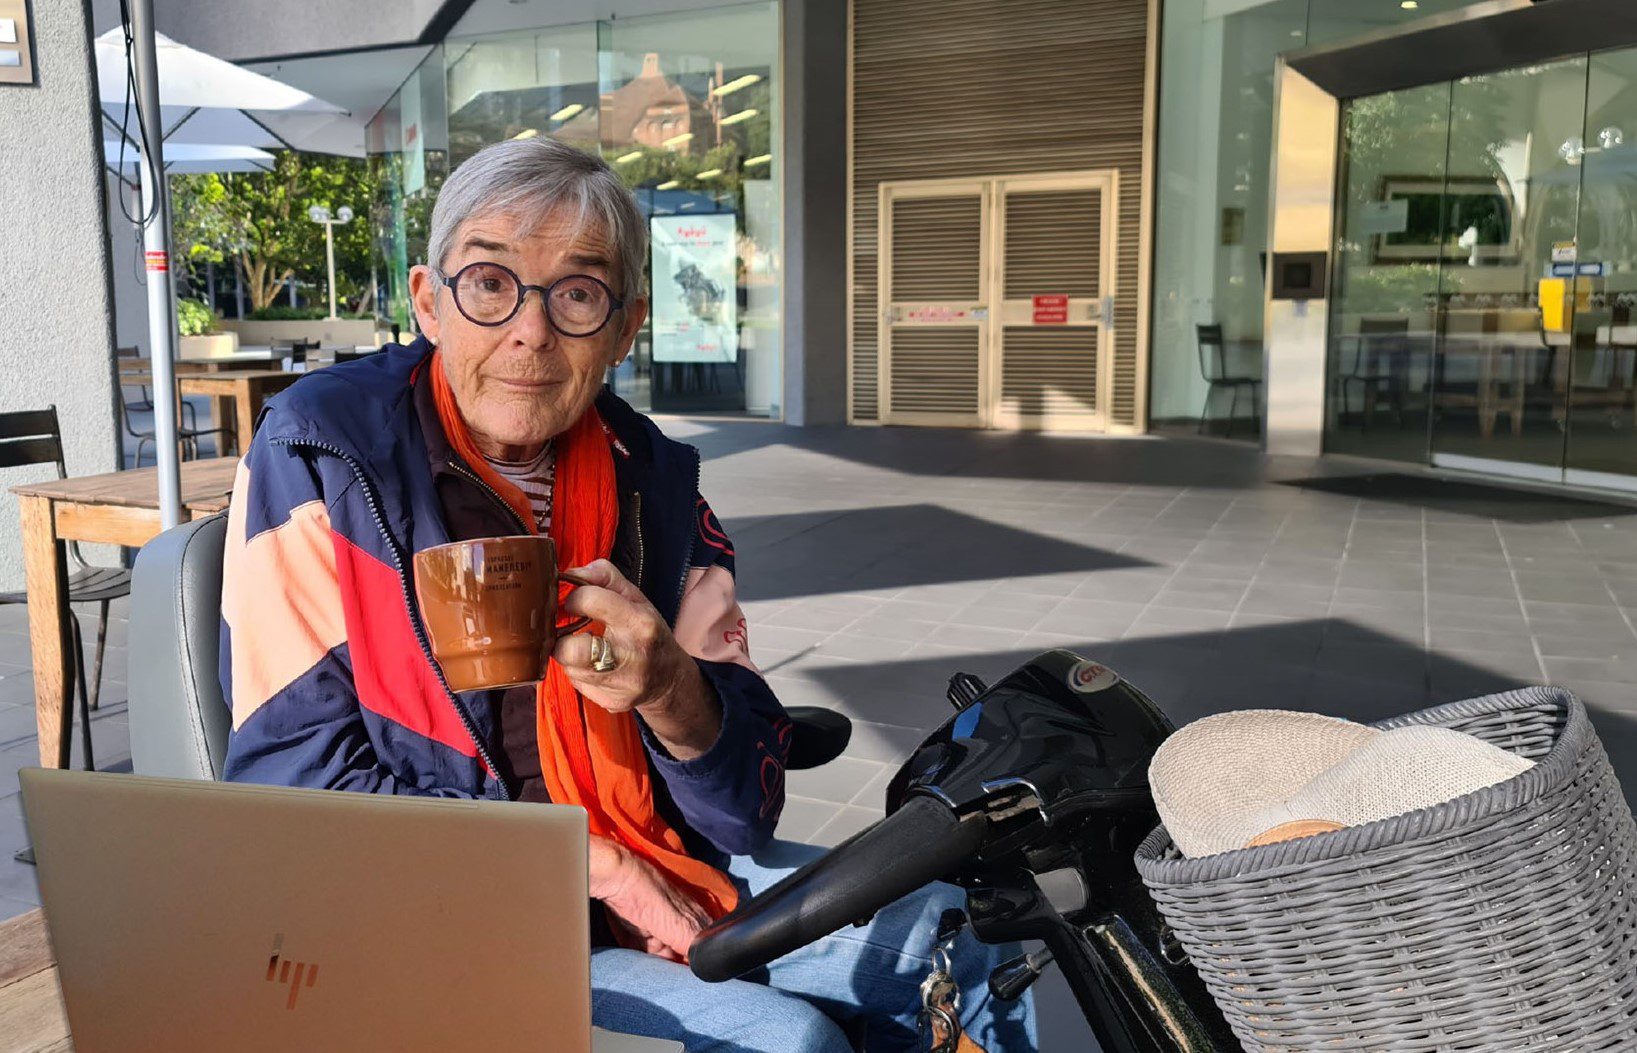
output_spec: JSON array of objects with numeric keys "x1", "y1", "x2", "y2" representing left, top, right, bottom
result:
[{"x1": 409, "y1": 207, "x2": 648, "y2": 461}]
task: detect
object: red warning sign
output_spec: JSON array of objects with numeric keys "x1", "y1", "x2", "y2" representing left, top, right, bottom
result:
[
  {"x1": 1032, "y1": 294, "x2": 1069, "y2": 324},
  {"x1": 144, "y1": 251, "x2": 169, "y2": 273}
]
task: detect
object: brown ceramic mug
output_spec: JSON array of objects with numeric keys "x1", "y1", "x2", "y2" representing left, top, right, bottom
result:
[{"x1": 412, "y1": 535, "x2": 591, "y2": 692}]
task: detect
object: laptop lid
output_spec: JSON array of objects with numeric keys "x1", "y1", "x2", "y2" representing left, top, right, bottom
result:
[{"x1": 21, "y1": 769, "x2": 594, "y2": 1053}]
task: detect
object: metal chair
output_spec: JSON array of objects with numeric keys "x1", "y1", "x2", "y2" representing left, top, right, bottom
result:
[
  {"x1": 271, "y1": 339, "x2": 320, "y2": 372},
  {"x1": 1196, "y1": 324, "x2": 1262, "y2": 438},
  {"x1": 116, "y1": 346, "x2": 156, "y2": 414},
  {"x1": 0, "y1": 407, "x2": 131, "y2": 770},
  {"x1": 119, "y1": 382, "x2": 229, "y2": 467},
  {"x1": 1337, "y1": 318, "x2": 1410, "y2": 430}
]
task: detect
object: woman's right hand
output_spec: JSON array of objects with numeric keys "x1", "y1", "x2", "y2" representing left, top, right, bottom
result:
[{"x1": 589, "y1": 835, "x2": 712, "y2": 962}]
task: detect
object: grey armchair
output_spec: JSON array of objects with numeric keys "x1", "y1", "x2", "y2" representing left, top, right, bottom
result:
[{"x1": 128, "y1": 513, "x2": 230, "y2": 780}]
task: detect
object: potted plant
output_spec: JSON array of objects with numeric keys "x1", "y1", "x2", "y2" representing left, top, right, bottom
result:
[{"x1": 176, "y1": 299, "x2": 238, "y2": 358}]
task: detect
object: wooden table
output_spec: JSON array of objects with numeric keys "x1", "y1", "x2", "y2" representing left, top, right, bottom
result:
[
  {"x1": 1435, "y1": 333, "x2": 1531, "y2": 439},
  {"x1": 119, "y1": 370, "x2": 299, "y2": 455},
  {"x1": 10, "y1": 458, "x2": 238, "y2": 768},
  {"x1": 0, "y1": 911, "x2": 69, "y2": 1051}
]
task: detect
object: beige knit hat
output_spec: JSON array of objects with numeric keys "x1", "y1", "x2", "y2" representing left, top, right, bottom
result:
[{"x1": 1149, "y1": 710, "x2": 1533, "y2": 858}]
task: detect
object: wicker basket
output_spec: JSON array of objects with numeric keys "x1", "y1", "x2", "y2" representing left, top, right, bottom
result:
[{"x1": 1134, "y1": 687, "x2": 1637, "y2": 1052}]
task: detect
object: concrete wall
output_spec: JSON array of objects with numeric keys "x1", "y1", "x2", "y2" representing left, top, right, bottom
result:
[
  {"x1": 780, "y1": 0, "x2": 849, "y2": 426},
  {"x1": 0, "y1": 0, "x2": 119, "y2": 591}
]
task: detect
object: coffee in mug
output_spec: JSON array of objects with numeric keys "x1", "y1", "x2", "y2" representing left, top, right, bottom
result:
[{"x1": 412, "y1": 535, "x2": 590, "y2": 692}]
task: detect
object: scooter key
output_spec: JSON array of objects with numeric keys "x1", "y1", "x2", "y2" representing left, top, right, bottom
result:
[{"x1": 920, "y1": 946, "x2": 963, "y2": 1053}]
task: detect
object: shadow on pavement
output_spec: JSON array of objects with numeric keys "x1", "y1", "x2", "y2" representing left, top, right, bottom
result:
[
  {"x1": 801, "y1": 618, "x2": 1637, "y2": 804},
  {"x1": 730, "y1": 504, "x2": 1154, "y2": 602}
]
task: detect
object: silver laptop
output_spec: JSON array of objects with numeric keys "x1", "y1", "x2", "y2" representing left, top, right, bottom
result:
[{"x1": 20, "y1": 769, "x2": 679, "y2": 1052}]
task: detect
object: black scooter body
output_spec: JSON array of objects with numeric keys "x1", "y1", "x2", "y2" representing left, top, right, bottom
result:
[
  {"x1": 886, "y1": 651, "x2": 1235, "y2": 1052},
  {"x1": 690, "y1": 650, "x2": 1238, "y2": 1051}
]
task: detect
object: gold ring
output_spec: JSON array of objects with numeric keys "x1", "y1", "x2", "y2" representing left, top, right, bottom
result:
[{"x1": 590, "y1": 635, "x2": 618, "y2": 673}]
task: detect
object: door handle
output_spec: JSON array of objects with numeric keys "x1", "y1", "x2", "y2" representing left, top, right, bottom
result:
[
  {"x1": 972, "y1": 306, "x2": 989, "y2": 321},
  {"x1": 1099, "y1": 297, "x2": 1116, "y2": 328}
]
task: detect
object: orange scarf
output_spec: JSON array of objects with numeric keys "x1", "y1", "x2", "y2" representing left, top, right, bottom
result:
[{"x1": 429, "y1": 352, "x2": 738, "y2": 934}]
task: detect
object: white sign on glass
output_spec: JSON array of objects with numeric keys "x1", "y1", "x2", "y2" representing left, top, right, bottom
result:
[
  {"x1": 651, "y1": 214, "x2": 738, "y2": 364},
  {"x1": 1357, "y1": 200, "x2": 1409, "y2": 236}
]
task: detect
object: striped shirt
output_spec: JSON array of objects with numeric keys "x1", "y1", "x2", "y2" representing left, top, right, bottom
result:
[{"x1": 485, "y1": 442, "x2": 555, "y2": 533}]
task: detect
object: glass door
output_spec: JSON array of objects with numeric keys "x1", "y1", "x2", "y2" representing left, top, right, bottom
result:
[
  {"x1": 1428, "y1": 58, "x2": 1589, "y2": 481},
  {"x1": 1325, "y1": 81, "x2": 1452, "y2": 464},
  {"x1": 1565, "y1": 48, "x2": 1637, "y2": 490}
]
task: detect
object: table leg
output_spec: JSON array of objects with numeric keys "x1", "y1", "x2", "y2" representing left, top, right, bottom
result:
[
  {"x1": 1479, "y1": 350, "x2": 1497, "y2": 440},
  {"x1": 203, "y1": 395, "x2": 235, "y2": 455},
  {"x1": 18, "y1": 497, "x2": 72, "y2": 769},
  {"x1": 236, "y1": 385, "x2": 258, "y2": 452}
]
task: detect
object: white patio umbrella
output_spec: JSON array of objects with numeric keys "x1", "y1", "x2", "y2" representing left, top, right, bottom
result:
[
  {"x1": 104, "y1": 141, "x2": 276, "y2": 175},
  {"x1": 99, "y1": 19, "x2": 346, "y2": 527}
]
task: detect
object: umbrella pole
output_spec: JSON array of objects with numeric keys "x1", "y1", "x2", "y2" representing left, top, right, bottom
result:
[{"x1": 129, "y1": 0, "x2": 183, "y2": 528}]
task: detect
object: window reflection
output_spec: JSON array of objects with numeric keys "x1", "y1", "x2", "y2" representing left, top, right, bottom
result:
[{"x1": 364, "y1": 3, "x2": 780, "y2": 419}]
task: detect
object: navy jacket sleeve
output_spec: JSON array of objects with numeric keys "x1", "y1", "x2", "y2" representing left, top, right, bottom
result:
[{"x1": 641, "y1": 495, "x2": 789, "y2": 856}]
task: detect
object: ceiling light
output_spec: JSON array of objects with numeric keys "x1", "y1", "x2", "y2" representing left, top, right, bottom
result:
[
  {"x1": 744, "y1": 154, "x2": 771, "y2": 167},
  {"x1": 1400, "y1": 0, "x2": 1417, "y2": 8},
  {"x1": 696, "y1": 168, "x2": 722, "y2": 179},
  {"x1": 615, "y1": 150, "x2": 643, "y2": 164},
  {"x1": 662, "y1": 132, "x2": 693, "y2": 148},
  {"x1": 655, "y1": 179, "x2": 680, "y2": 190},
  {"x1": 550, "y1": 103, "x2": 584, "y2": 122},
  {"x1": 719, "y1": 108, "x2": 758, "y2": 127},
  {"x1": 712, "y1": 74, "x2": 761, "y2": 97},
  {"x1": 512, "y1": 128, "x2": 539, "y2": 140}
]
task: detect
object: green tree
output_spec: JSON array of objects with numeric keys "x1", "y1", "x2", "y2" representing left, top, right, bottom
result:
[{"x1": 171, "y1": 150, "x2": 378, "y2": 314}]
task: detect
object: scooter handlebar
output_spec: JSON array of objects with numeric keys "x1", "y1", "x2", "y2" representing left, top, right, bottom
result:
[{"x1": 689, "y1": 795, "x2": 986, "y2": 982}]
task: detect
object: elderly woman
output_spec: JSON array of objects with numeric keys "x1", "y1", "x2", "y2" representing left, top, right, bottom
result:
[{"x1": 218, "y1": 138, "x2": 1035, "y2": 1052}]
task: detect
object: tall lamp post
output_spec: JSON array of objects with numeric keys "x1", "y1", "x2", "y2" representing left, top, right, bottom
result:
[{"x1": 308, "y1": 204, "x2": 354, "y2": 319}]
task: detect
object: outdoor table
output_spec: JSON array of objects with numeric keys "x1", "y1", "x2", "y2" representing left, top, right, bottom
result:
[
  {"x1": 118, "y1": 369, "x2": 299, "y2": 455},
  {"x1": 10, "y1": 458, "x2": 238, "y2": 768},
  {"x1": 0, "y1": 910, "x2": 68, "y2": 1051},
  {"x1": 1433, "y1": 332, "x2": 1531, "y2": 439}
]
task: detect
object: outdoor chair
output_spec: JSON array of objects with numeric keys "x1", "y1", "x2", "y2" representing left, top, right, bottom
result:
[
  {"x1": 1337, "y1": 318, "x2": 1410, "y2": 430},
  {"x1": 1196, "y1": 323, "x2": 1261, "y2": 438},
  {"x1": 271, "y1": 338, "x2": 320, "y2": 372},
  {"x1": 119, "y1": 383, "x2": 228, "y2": 467},
  {"x1": 116, "y1": 346, "x2": 156, "y2": 413},
  {"x1": 128, "y1": 516, "x2": 854, "y2": 781},
  {"x1": 0, "y1": 407, "x2": 131, "y2": 771}
]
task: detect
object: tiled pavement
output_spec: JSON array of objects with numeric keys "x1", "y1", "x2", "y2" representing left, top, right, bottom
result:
[{"x1": 5, "y1": 418, "x2": 1637, "y2": 1045}]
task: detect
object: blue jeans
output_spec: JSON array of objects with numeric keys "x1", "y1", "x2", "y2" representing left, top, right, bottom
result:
[{"x1": 592, "y1": 840, "x2": 1038, "y2": 1052}]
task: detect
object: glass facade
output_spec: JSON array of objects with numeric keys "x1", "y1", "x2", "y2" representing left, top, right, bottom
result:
[
  {"x1": 366, "y1": 2, "x2": 781, "y2": 417},
  {"x1": 1325, "y1": 47, "x2": 1637, "y2": 488},
  {"x1": 1149, "y1": 0, "x2": 1489, "y2": 440}
]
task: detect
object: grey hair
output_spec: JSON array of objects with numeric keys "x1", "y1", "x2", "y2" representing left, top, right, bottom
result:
[{"x1": 426, "y1": 137, "x2": 647, "y2": 304}]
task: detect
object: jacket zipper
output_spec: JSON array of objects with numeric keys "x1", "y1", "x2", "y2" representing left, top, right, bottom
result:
[
  {"x1": 672, "y1": 451, "x2": 702, "y2": 615},
  {"x1": 274, "y1": 438, "x2": 510, "y2": 800},
  {"x1": 631, "y1": 492, "x2": 646, "y2": 591},
  {"x1": 447, "y1": 459, "x2": 529, "y2": 534}
]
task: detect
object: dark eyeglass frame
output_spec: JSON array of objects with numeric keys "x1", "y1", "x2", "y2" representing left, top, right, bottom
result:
[{"x1": 437, "y1": 260, "x2": 626, "y2": 337}]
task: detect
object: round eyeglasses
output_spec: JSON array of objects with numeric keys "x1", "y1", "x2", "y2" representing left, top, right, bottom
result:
[{"x1": 437, "y1": 261, "x2": 625, "y2": 336}]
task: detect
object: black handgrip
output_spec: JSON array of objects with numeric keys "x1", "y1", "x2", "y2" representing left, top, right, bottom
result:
[{"x1": 690, "y1": 795, "x2": 986, "y2": 982}]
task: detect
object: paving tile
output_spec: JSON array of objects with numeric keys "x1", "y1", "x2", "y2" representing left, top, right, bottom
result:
[
  {"x1": 810, "y1": 632, "x2": 914, "y2": 664},
  {"x1": 786, "y1": 756, "x2": 892, "y2": 804},
  {"x1": 842, "y1": 721, "x2": 932, "y2": 765},
  {"x1": 775, "y1": 796, "x2": 842, "y2": 843},
  {"x1": 809, "y1": 805, "x2": 887, "y2": 848},
  {"x1": 0, "y1": 894, "x2": 38, "y2": 921},
  {"x1": 1151, "y1": 580, "x2": 1249, "y2": 612}
]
